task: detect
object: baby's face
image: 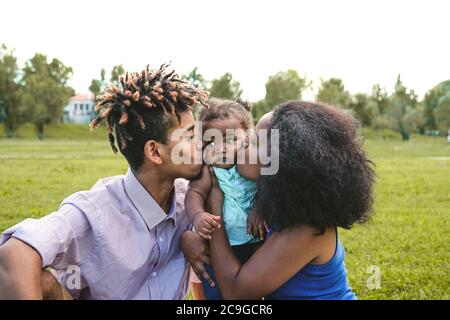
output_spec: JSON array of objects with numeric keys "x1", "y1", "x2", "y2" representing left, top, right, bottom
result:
[{"x1": 202, "y1": 118, "x2": 247, "y2": 169}]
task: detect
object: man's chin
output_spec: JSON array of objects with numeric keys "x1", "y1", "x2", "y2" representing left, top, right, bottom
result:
[{"x1": 182, "y1": 165, "x2": 203, "y2": 180}]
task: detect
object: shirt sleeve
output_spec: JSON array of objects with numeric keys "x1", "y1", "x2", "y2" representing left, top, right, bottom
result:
[{"x1": 0, "y1": 201, "x2": 95, "y2": 269}]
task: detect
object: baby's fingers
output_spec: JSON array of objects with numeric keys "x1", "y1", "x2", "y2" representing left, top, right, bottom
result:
[
  {"x1": 206, "y1": 216, "x2": 221, "y2": 229},
  {"x1": 198, "y1": 231, "x2": 212, "y2": 240}
]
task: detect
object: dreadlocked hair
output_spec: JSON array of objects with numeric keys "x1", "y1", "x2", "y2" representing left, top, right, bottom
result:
[
  {"x1": 89, "y1": 63, "x2": 208, "y2": 170},
  {"x1": 198, "y1": 98, "x2": 254, "y2": 129}
]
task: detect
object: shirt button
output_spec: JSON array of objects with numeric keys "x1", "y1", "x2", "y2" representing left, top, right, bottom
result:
[
  {"x1": 159, "y1": 236, "x2": 164, "y2": 243},
  {"x1": 152, "y1": 272, "x2": 157, "y2": 278}
]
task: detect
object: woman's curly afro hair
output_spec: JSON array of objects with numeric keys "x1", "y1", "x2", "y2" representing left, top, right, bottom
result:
[{"x1": 254, "y1": 100, "x2": 375, "y2": 233}]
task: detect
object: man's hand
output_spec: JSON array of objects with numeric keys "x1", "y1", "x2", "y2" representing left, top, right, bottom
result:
[
  {"x1": 193, "y1": 212, "x2": 221, "y2": 240},
  {"x1": 180, "y1": 231, "x2": 215, "y2": 287},
  {"x1": 247, "y1": 208, "x2": 269, "y2": 240}
]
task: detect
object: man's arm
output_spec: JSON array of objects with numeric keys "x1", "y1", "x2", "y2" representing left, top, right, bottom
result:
[
  {"x1": 0, "y1": 201, "x2": 94, "y2": 299},
  {"x1": 0, "y1": 238, "x2": 73, "y2": 300},
  {"x1": 0, "y1": 237, "x2": 45, "y2": 299}
]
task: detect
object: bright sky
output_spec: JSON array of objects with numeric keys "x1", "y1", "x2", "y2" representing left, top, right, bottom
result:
[{"x1": 1, "y1": 0, "x2": 449, "y2": 101}]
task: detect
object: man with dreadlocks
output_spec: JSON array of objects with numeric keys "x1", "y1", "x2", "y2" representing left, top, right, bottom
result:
[{"x1": 0, "y1": 64, "x2": 214, "y2": 299}]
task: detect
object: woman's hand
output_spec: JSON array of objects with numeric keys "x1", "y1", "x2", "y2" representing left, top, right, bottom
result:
[{"x1": 247, "y1": 208, "x2": 269, "y2": 240}]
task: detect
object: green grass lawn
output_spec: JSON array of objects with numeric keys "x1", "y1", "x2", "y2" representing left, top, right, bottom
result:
[{"x1": 0, "y1": 125, "x2": 449, "y2": 299}]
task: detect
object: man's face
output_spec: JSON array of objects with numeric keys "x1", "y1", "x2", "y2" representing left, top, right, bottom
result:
[{"x1": 160, "y1": 111, "x2": 203, "y2": 180}]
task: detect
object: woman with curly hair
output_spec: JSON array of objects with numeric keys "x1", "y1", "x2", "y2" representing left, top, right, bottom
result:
[{"x1": 183, "y1": 100, "x2": 375, "y2": 300}]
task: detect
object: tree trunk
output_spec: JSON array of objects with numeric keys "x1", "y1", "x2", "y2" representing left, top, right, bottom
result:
[
  {"x1": 36, "y1": 122, "x2": 44, "y2": 140},
  {"x1": 5, "y1": 120, "x2": 16, "y2": 138}
]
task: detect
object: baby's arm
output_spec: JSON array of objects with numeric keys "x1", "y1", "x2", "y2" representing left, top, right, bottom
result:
[{"x1": 185, "y1": 165, "x2": 222, "y2": 240}]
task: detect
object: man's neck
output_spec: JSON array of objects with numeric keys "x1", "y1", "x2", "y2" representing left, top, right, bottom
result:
[{"x1": 134, "y1": 168, "x2": 175, "y2": 214}]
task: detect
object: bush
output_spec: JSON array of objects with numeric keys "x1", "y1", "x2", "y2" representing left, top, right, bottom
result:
[
  {"x1": 362, "y1": 127, "x2": 401, "y2": 141},
  {"x1": 0, "y1": 123, "x2": 107, "y2": 140}
]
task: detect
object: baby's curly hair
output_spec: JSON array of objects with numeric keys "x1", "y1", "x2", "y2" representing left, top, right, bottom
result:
[
  {"x1": 198, "y1": 98, "x2": 254, "y2": 129},
  {"x1": 254, "y1": 100, "x2": 375, "y2": 233},
  {"x1": 90, "y1": 64, "x2": 208, "y2": 170}
]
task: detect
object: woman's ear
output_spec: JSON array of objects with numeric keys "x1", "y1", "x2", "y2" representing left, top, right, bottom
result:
[{"x1": 143, "y1": 140, "x2": 163, "y2": 165}]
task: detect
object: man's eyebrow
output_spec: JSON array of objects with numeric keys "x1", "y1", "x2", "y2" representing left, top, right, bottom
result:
[{"x1": 184, "y1": 124, "x2": 195, "y2": 132}]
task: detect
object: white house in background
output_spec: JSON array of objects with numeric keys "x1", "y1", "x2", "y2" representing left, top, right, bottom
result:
[{"x1": 63, "y1": 94, "x2": 95, "y2": 124}]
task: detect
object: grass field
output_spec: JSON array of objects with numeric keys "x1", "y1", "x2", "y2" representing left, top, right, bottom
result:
[{"x1": 0, "y1": 124, "x2": 449, "y2": 299}]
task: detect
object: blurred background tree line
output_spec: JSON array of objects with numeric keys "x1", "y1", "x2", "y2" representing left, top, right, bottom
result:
[{"x1": 1, "y1": 43, "x2": 450, "y2": 140}]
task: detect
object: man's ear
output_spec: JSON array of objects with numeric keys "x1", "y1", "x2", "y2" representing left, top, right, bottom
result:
[{"x1": 143, "y1": 140, "x2": 163, "y2": 165}]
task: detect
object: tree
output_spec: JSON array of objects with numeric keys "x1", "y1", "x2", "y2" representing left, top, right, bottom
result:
[
  {"x1": 209, "y1": 73, "x2": 242, "y2": 100},
  {"x1": 349, "y1": 93, "x2": 372, "y2": 126},
  {"x1": 434, "y1": 96, "x2": 450, "y2": 136},
  {"x1": 389, "y1": 75, "x2": 420, "y2": 140},
  {"x1": 349, "y1": 87, "x2": 390, "y2": 128},
  {"x1": 403, "y1": 103, "x2": 426, "y2": 134},
  {"x1": 423, "y1": 80, "x2": 450, "y2": 131},
  {"x1": 316, "y1": 77, "x2": 351, "y2": 108},
  {"x1": 252, "y1": 69, "x2": 310, "y2": 121},
  {"x1": 21, "y1": 53, "x2": 74, "y2": 139},
  {"x1": 181, "y1": 67, "x2": 208, "y2": 90},
  {"x1": 0, "y1": 44, "x2": 24, "y2": 137},
  {"x1": 89, "y1": 65, "x2": 125, "y2": 103},
  {"x1": 110, "y1": 64, "x2": 125, "y2": 84},
  {"x1": 89, "y1": 68, "x2": 106, "y2": 102},
  {"x1": 371, "y1": 84, "x2": 389, "y2": 116}
]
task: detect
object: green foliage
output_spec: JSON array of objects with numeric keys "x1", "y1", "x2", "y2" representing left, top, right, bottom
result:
[
  {"x1": 349, "y1": 93, "x2": 372, "y2": 126},
  {"x1": 89, "y1": 65, "x2": 125, "y2": 102},
  {"x1": 423, "y1": 80, "x2": 450, "y2": 131},
  {"x1": 0, "y1": 123, "x2": 106, "y2": 139},
  {"x1": 434, "y1": 98, "x2": 450, "y2": 135},
  {"x1": 21, "y1": 53, "x2": 74, "y2": 139},
  {"x1": 316, "y1": 77, "x2": 351, "y2": 108},
  {"x1": 209, "y1": 72, "x2": 242, "y2": 100},
  {"x1": 89, "y1": 68, "x2": 106, "y2": 101},
  {"x1": 252, "y1": 69, "x2": 310, "y2": 121},
  {"x1": 388, "y1": 75, "x2": 422, "y2": 140},
  {"x1": 110, "y1": 65, "x2": 125, "y2": 84},
  {"x1": 0, "y1": 44, "x2": 25, "y2": 137},
  {"x1": 181, "y1": 67, "x2": 208, "y2": 90},
  {"x1": 265, "y1": 69, "x2": 310, "y2": 107}
]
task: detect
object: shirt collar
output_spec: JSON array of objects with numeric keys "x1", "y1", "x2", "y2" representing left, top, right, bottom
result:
[{"x1": 123, "y1": 168, "x2": 177, "y2": 231}]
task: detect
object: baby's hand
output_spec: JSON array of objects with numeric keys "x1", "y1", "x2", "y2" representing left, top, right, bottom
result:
[
  {"x1": 193, "y1": 211, "x2": 222, "y2": 240},
  {"x1": 247, "y1": 208, "x2": 269, "y2": 240}
]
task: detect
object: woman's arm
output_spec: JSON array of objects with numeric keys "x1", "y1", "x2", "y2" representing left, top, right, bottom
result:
[{"x1": 207, "y1": 171, "x2": 322, "y2": 300}]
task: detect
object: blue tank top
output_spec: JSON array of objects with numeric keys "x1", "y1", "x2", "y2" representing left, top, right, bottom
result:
[{"x1": 270, "y1": 228, "x2": 357, "y2": 300}]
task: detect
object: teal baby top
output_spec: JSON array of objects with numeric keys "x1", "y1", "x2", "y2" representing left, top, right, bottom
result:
[{"x1": 212, "y1": 165, "x2": 259, "y2": 246}]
